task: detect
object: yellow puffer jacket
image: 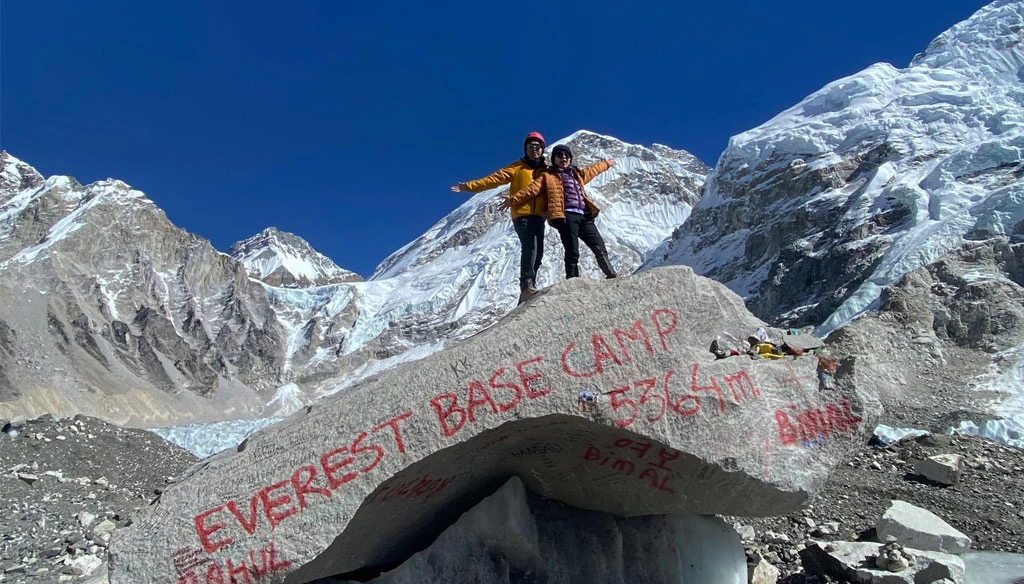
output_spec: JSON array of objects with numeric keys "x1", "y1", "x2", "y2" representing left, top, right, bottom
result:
[{"x1": 461, "y1": 159, "x2": 547, "y2": 219}]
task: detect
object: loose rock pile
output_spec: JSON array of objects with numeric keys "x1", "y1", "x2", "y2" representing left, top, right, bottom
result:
[
  {"x1": 0, "y1": 415, "x2": 197, "y2": 583},
  {"x1": 734, "y1": 433, "x2": 1024, "y2": 582}
]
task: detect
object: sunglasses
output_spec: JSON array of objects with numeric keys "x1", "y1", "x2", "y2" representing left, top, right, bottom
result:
[
  {"x1": 553, "y1": 152, "x2": 572, "y2": 160},
  {"x1": 526, "y1": 142, "x2": 544, "y2": 150}
]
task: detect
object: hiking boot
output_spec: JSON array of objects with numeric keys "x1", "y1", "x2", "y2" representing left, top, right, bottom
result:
[
  {"x1": 596, "y1": 254, "x2": 617, "y2": 279},
  {"x1": 565, "y1": 264, "x2": 580, "y2": 279},
  {"x1": 517, "y1": 287, "x2": 536, "y2": 305},
  {"x1": 517, "y1": 279, "x2": 538, "y2": 305}
]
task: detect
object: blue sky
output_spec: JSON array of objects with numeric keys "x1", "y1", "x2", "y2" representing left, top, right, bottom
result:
[{"x1": 3, "y1": 0, "x2": 986, "y2": 277}]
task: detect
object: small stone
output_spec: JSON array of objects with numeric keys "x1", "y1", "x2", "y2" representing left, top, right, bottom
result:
[
  {"x1": 735, "y1": 524, "x2": 756, "y2": 542},
  {"x1": 92, "y1": 519, "x2": 116, "y2": 545},
  {"x1": 747, "y1": 555, "x2": 780, "y2": 584},
  {"x1": 915, "y1": 454, "x2": 963, "y2": 485},
  {"x1": 765, "y1": 530, "x2": 790, "y2": 544},
  {"x1": 813, "y1": 523, "x2": 839, "y2": 538},
  {"x1": 65, "y1": 554, "x2": 101, "y2": 577},
  {"x1": 77, "y1": 511, "x2": 97, "y2": 528},
  {"x1": 877, "y1": 500, "x2": 971, "y2": 554}
]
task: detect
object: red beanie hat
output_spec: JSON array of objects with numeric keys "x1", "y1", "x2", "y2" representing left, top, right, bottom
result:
[{"x1": 524, "y1": 131, "x2": 546, "y2": 149}]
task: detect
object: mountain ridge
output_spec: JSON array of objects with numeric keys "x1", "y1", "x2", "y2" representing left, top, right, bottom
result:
[{"x1": 0, "y1": 132, "x2": 707, "y2": 426}]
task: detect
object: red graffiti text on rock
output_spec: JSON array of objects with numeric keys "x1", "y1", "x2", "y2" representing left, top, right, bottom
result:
[
  {"x1": 429, "y1": 356, "x2": 550, "y2": 438},
  {"x1": 606, "y1": 366, "x2": 761, "y2": 429},
  {"x1": 176, "y1": 541, "x2": 290, "y2": 584},
  {"x1": 365, "y1": 473, "x2": 453, "y2": 504},
  {"x1": 560, "y1": 309, "x2": 678, "y2": 379},
  {"x1": 774, "y1": 397, "x2": 863, "y2": 447},
  {"x1": 192, "y1": 411, "x2": 413, "y2": 554},
  {"x1": 583, "y1": 438, "x2": 679, "y2": 493}
]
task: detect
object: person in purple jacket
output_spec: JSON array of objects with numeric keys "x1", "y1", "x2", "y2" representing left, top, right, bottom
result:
[{"x1": 502, "y1": 144, "x2": 617, "y2": 280}]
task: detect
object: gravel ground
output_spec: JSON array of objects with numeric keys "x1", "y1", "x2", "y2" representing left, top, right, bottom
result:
[
  {"x1": 0, "y1": 415, "x2": 196, "y2": 583},
  {"x1": 732, "y1": 433, "x2": 1024, "y2": 582},
  {"x1": 1, "y1": 410, "x2": 1020, "y2": 583}
]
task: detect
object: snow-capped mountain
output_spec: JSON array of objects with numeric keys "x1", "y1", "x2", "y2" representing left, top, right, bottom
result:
[
  {"x1": 229, "y1": 227, "x2": 362, "y2": 287},
  {"x1": 644, "y1": 0, "x2": 1024, "y2": 337},
  {"x1": 262, "y1": 130, "x2": 706, "y2": 404},
  {"x1": 0, "y1": 132, "x2": 706, "y2": 426},
  {"x1": 0, "y1": 152, "x2": 287, "y2": 425}
]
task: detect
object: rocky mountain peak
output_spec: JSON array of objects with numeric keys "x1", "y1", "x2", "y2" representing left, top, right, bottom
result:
[
  {"x1": 0, "y1": 151, "x2": 45, "y2": 198},
  {"x1": 229, "y1": 226, "x2": 362, "y2": 288},
  {"x1": 911, "y1": 0, "x2": 1024, "y2": 80}
]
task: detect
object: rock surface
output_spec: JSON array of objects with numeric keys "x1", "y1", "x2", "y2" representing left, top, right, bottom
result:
[
  {"x1": 915, "y1": 453, "x2": 964, "y2": 486},
  {"x1": 799, "y1": 541, "x2": 965, "y2": 584},
  {"x1": 877, "y1": 500, "x2": 972, "y2": 555},
  {"x1": 734, "y1": 432, "x2": 1024, "y2": 581},
  {"x1": 108, "y1": 266, "x2": 879, "y2": 583}
]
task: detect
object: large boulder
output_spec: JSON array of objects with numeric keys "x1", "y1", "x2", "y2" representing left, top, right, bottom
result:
[
  {"x1": 877, "y1": 500, "x2": 972, "y2": 555},
  {"x1": 109, "y1": 266, "x2": 880, "y2": 584},
  {"x1": 800, "y1": 541, "x2": 965, "y2": 584}
]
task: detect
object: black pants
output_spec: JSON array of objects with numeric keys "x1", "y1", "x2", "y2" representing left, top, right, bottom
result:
[
  {"x1": 552, "y1": 213, "x2": 608, "y2": 278},
  {"x1": 512, "y1": 215, "x2": 545, "y2": 289}
]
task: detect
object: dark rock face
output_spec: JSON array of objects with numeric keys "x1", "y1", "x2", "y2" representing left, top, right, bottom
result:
[{"x1": 921, "y1": 239, "x2": 1024, "y2": 352}]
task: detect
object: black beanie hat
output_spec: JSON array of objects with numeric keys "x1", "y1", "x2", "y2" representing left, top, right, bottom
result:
[{"x1": 551, "y1": 145, "x2": 573, "y2": 160}]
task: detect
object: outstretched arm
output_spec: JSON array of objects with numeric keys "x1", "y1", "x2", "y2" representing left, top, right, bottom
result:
[
  {"x1": 451, "y1": 162, "x2": 519, "y2": 193},
  {"x1": 580, "y1": 159, "x2": 615, "y2": 184},
  {"x1": 499, "y1": 176, "x2": 545, "y2": 211}
]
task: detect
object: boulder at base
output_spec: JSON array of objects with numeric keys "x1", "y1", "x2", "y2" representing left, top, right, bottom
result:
[
  {"x1": 109, "y1": 266, "x2": 880, "y2": 584},
  {"x1": 800, "y1": 541, "x2": 965, "y2": 584}
]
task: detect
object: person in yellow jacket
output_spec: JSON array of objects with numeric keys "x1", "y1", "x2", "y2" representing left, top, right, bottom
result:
[
  {"x1": 451, "y1": 131, "x2": 548, "y2": 303},
  {"x1": 501, "y1": 144, "x2": 618, "y2": 280}
]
